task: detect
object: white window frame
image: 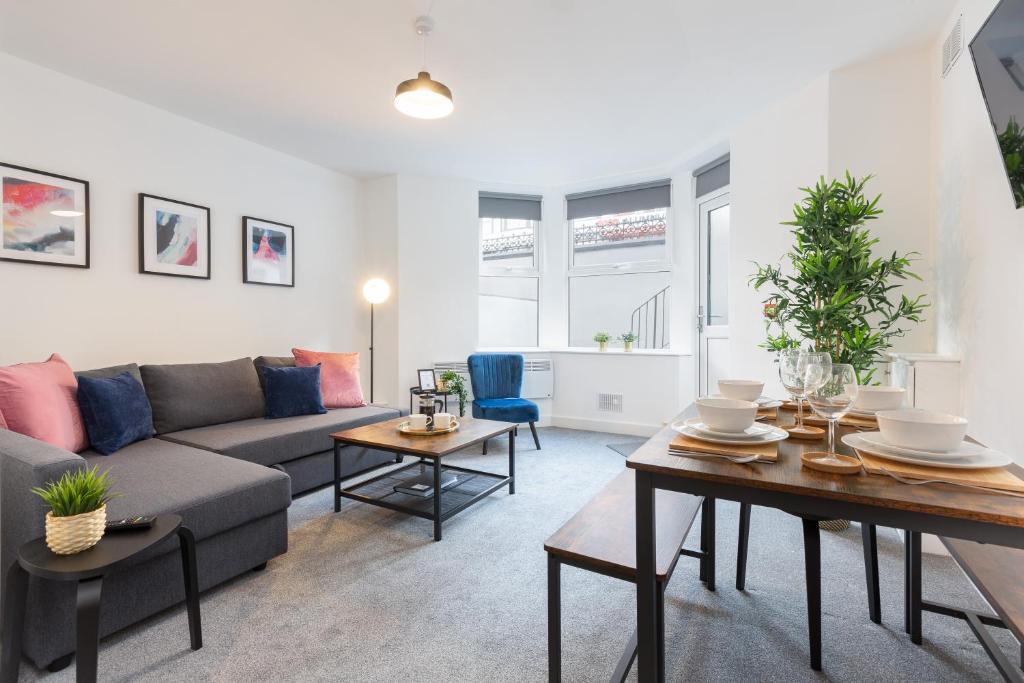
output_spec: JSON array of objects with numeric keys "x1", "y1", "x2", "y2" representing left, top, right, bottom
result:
[{"x1": 479, "y1": 215, "x2": 541, "y2": 278}]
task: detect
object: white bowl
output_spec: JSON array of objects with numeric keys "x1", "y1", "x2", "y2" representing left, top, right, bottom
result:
[
  {"x1": 717, "y1": 379, "x2": 765, "y2": 402},
  {"x1": 696, "y1": 397, "x2": 758, "y2": 433},
  {"x1": 854, "y1": 386, "x2": 906, "y2": 412},
  {"x1": 876, "y1": 409, "x2": 968, "y2": 453}
]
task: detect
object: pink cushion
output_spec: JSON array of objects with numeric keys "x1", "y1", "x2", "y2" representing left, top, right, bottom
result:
[
  {"x1": 291, "y1": 348, "x2": 365, "y2": 409},
  {"x1": 0, "y1": 353, "x2": 88, "y2": 452}
]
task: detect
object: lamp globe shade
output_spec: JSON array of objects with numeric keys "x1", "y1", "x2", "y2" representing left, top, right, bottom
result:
[{"x1": 362, "y1": 278, "x2": 391, "y2": 304}]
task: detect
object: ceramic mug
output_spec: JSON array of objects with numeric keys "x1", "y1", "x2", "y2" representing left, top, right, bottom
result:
[
  {"x1": 408, "y1": 414, "x2": 432, "y2": 430},
  {"x1": 433, "y1": 413, "x2": 456, "y2": 429}
]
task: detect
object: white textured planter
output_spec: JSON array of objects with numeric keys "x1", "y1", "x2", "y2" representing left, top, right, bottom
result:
[
  {"x1": 597, "y1": 341, "x2": 608, "y2": 352},
  {"x1": 623, "y1": 341, "x2": 633, "y2": 352},
  {"x1": 45, "y1": 504, "x2": 106, "y2": 555}
]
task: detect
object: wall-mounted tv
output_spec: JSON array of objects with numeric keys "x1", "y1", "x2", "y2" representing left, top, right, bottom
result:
[{"x1": 972, "y1": 0, "x2": 1024, "y2": 208}]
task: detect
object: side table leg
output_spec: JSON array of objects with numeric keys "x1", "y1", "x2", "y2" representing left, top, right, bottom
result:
[
  {"x1": 1, "y1": 563, "x2": 29, "y2": 683},
  {"x1": 433, "y1": 459, "x2": 443, "y2": 542},
  {"x1": 76, "y1": 576, "x2": 103, "y2": 683},
  {"x1": 334, "y1": 442, "x2": 342, "y2": 513},
  {"x1": 508, "y1": 428, "x2": 516, "y2": 495},
  {"x1": 178, "y1": 527, "x2": 203, "y2": 650}
]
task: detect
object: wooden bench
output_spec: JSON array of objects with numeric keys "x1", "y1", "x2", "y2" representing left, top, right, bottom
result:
[{"x1": 544, "y1": 469, "x2": 719, "y2": 682}]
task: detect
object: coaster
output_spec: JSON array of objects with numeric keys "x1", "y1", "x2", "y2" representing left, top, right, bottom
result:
[
  {"x1": 785, "y1": 424, "x2": 825, "y2": 440},
  {"x1": 801, "y1": 451, "x2": 862, "y2": 474}
]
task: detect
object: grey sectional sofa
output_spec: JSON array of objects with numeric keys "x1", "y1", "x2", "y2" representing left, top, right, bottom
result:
[{"x1": 0, "y1": 356, "x2": 401, "y2": 670}]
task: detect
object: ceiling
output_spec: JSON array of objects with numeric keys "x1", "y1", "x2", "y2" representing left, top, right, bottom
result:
[{"x1": 0, "y1": 0, "x2": 956, "y2": 186}]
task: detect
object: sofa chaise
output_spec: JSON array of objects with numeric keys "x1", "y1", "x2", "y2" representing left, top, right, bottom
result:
[{"x1": 1, "y1": 356, "x2": 401, "y2": 670}]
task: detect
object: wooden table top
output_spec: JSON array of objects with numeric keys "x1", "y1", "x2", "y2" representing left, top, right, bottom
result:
[
  {"x1": 627, "y1": 406, "x2": 1024, "y2": 529},
  {"x1": 331, "y1": 416, "x2": 517, "y2": 458}
]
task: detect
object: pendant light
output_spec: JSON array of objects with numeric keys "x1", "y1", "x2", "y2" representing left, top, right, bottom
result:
[{"x1": 394, "y1": 15, "x2": 454, "y2": 119}]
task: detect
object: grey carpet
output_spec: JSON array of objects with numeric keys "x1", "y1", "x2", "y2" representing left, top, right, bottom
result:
[
  {"x1": 17, "y1": 427, "x2": 1017, "y2": 681},
  {"x1": 607, "y1": 439, "x2": 648, "y2": 457}
]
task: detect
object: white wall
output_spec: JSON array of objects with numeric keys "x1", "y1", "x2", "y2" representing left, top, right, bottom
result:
[
  {"x1": 932, "y1": 0, "x2": 1024, "y2": 454},
  {"x1": 0, "y1": 53, "x2": 364, "y2": 374},
  {"x1": 361, "y1": 176, "x2": 400, "y2": 405}
]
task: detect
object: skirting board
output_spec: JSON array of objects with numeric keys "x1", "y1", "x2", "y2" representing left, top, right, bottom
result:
[{"x1": 548, "y1": 415, "x2": 661, "y2": 437}]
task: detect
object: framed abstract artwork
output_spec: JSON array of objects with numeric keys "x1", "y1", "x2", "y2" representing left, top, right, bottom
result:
[
  {"x1": 138, "y1": 193, "x2": 211, "y2": 279},
  {"x1": 242, "y1": 216, "x2": 294, "y2": 287},
  {"x1": 0, "y1": 162, "x2": 90, "y2": 268}
]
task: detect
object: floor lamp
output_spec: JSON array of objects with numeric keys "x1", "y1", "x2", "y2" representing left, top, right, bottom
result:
[{"x1": 362, "y1": 278, "x2": 390, "y2": 404}]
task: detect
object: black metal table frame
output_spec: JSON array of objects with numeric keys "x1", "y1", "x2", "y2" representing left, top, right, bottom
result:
[
  {"x1": 333, "y1": 427, "x2": 515, "y2": 541},
  {"x1": 632, "y1": 470, "x2": 1024, "y2": 683},
  {"x1": 0, "y1": 523, "x2": 201, "y2": 683}
]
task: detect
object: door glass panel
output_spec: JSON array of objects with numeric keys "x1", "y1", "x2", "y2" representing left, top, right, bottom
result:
[{"x1": 706, "y1": 204, "x2": 729, "y2": 325}]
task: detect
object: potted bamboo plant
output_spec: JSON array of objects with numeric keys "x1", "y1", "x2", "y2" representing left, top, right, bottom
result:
[{"x1": 32, "y1": 466, "x2": 117, "y2": 555}]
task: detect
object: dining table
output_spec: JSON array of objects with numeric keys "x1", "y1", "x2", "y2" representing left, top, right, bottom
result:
[{"x1": 626, "y1": 403, "x2": 1024, "y2": 682}]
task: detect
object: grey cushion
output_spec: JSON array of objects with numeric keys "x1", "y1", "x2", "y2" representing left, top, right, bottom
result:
[
  {"x1": 159, "y1": 405, "x2": 401, "y2": 467},
  {"x1": 83, "y1": 438, "x2": 290, "y2": 541},
  {"x1": 75, "y1": 363, "x2": 143, "y2": 385},
  {"x1": 254, "y1": 355, "x2": 295, "y2": 391},
  {"x1": 140, "y1": 358, "x2": 265, "y2": 434}
]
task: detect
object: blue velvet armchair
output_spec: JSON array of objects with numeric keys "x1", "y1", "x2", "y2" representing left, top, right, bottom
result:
[{"x1": 467, "y1": 353, "x2": 541, "y2": 451}]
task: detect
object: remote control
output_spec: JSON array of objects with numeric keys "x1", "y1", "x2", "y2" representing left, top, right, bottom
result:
[{"x1": 105, "y1": 516, "x2": 155, "y2": 532}]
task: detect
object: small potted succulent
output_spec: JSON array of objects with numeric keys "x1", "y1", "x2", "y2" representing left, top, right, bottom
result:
[
  {"x1": 32, "y1": 466, "x2": 117, "y2": 555},
  {"x1": 439, "y1": 370, "x2": 468, "y2": 417},
  {"x1": 593, "y1": 332, "x2": 611, "y2": 352},
  {"x1": 619, "y1": 331, "x2": 638, "y2": 352}
]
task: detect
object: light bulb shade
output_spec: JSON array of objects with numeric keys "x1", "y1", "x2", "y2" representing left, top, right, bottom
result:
[
  {"x1": 362, "y1": 278, "x2": 391, "y2": 304},
  {"x1": 394, "y1": 71, "x2": 454, "y2": 119}
]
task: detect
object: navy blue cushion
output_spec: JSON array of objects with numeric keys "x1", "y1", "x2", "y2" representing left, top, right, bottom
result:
[
  {"x1": 259, "y1": 365, "x2": 327, "y2": 419},
  {"x1": 472, "y1": 397, "x2": 539, "y2": 423},
  {"x1": 76, "y1": 371, "x2": 155, "y2": 455}
]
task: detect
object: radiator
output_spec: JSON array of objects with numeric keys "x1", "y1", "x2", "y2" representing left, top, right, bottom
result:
[{"x1": 434, "y1": 357, "x2": 553, "y2": 400}]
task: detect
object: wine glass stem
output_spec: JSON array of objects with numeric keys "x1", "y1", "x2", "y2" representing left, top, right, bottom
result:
[
  {"x1": 796, "y1": 395, "x2": 804, "y2": 429},
  {"x1": 828, "y1": 419, "x2": 836, "y2": 454}
]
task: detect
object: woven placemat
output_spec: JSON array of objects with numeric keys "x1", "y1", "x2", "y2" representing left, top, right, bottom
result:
[
  {"x1": 856, "y1": 449, "x2": 1024, "y2": 493},
  {"x1": 668, "y1": 433, "x2": 778, "y2": 462}
]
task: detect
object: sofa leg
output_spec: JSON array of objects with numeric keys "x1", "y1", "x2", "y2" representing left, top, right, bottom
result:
[
  {"x1": 529, "y1": 422, "x2": 541, "y2": 450},
  {"x1": 482, "y1": 439, "x2": 488, "y2": 455},
  {"x1": 252, "y1": 562, "x2": 268, "y2": 572},
  {"x1": 46, "y1": 653, "x2": 73, "y2": 673}
]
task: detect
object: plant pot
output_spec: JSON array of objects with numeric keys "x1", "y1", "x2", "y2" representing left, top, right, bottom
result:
[
  {"x1": 436, "y1": 379, "x2": 448, "y2": 392},
  {"x1": 598, "y1": 341, "x2": 608, "y2": 352},
  {"x1": 623, "y1": 341, "x2": 633, "y2": 352},
  {"x1": 45, "y1": 504, "x2": 106, "y2": 555}
]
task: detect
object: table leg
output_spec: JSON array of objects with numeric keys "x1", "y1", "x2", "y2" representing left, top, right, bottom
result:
[
  {"x1": 862, "y1": 523, "x2": 881, "y2": 624},
  {"x1": 635, "y1": 470, "x2": 660, "y2": 682},
  {"x1": 333, "y1": 442, "x2": 342, "y2": 513},
  {"x1": 1, "y1": 563, "x2": 29, "y2": 683},
  {"x1": 802, "y1": 518, "x2": 822, "y2": 672},
  {"x1": 508, "y1": 428, "x2": 516, "y2": 495},
  {"x1": 656, "y1": 582, "x2": 666, "y2": 677},
  {"x1": 547, "y1": 554, "x2": 560, "y2": 683},
  {"x1": 433, "y1": 459, "x2": 443, "y2": 542},
  {"x1": 702, "y1": 498, "x2": 716, "y2": 592},
  {"x1": 76, "y1": 576, "x2": 103, "y2": 683},
  {"x1": 907, "y1": 531, "x2": 922, "y2": 645},
  {"x1": 737, "y1": 502, "x2": 752, "y2": 591},
  {"x1": 178, "y1": 526, "x2": 202, "y2": 650}
]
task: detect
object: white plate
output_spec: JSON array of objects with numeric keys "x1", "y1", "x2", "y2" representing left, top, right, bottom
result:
[
  {"x1": 857, "y1": 431, "x2": 986, "y2": 459},
  {"x1": 678, "y1": 418, "x2": 775, "y2": 439},
  {"x1": 842, "y1": 433, "x2": 1011, "y2": 470},
  {"x1": 678, "y1": 425, "x2": 789, "y2": 446}
]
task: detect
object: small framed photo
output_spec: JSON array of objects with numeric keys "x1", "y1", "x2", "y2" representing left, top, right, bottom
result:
[
  {"x1": 1, "y1": 162, "x2": 89, "y2": 268},
  {"x1": 417, "y1": 369, "x2": 437, "y2": 391},
  {"x1": 243, "y1": 216, "x2": 294, "y2": 287},
  {"x1": 138, "y1": 193, "x2": 211, "y2": 279}
]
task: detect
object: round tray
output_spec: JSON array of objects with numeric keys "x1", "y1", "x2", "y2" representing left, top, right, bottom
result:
[{"x1": 397, "y1": 420, "x2": 460, "y2": 436}]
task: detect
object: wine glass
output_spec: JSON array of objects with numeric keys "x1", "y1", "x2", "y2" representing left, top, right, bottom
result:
[
  {"x1": 778, "y1": 349, "x2": 832, "y2": 433},
  {"x1": 805, "y1": 363, "x2": 859, "y2": 455}
]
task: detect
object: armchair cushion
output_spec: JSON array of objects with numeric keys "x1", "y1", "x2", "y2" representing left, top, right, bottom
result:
[{"x1": 472, "y1": 398, "x2": 539, "y2": 423}]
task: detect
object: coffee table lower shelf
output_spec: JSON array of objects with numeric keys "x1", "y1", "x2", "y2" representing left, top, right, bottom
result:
[{"x1": 337, "y1": 461, "x2": 511, "y2": 540}]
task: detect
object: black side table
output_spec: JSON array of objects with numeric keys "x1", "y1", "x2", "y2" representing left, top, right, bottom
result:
[{"x1": 1, "y1": 514, "x2": 201, "y2": 683}]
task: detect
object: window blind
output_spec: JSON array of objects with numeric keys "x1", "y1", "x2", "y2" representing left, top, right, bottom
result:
[
  {"x1": 694, "y1": 155, "x2": 730, "y2": 197},
  {"x1": 565, "y1": 179, "x2": 671, "y2": 221},
  {"x1": 479, "y1": 192, "x2": 543, "y2": 221}
]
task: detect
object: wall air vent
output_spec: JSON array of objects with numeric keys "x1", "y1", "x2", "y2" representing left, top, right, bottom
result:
[
  {"x1": 598, "y1": 393, "x2": 623, "y2": 412},
  {"x1": 942, "y1": 15, "x2": 963, "y2": 77}
]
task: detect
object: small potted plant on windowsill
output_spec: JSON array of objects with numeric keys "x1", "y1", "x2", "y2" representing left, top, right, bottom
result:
[
  {"x1": 438, "y1": 370, "x2": 468, "y2": 417},
  {"x1": 32, "y1": 466, "x2": 118, "y2": 555},
  {"x1": 593, "y1": 332, "x2": 611, "y2": 352},
  {"x1": 619, "y1": 332, "x2": 638, "y2": 352}
]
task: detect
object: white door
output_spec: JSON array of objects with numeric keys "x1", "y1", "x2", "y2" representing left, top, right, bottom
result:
[{"x1": 697, "y1": 191, "x2": 730, "y2": 396}]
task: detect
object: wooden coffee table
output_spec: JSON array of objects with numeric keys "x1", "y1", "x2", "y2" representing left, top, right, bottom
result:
[{"x1": 330, "y1": 416, "x2": 518, "y2": 541}]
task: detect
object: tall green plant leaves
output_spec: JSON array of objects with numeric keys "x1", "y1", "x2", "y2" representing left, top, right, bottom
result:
[{"x1": 751, "y1": 173, "x2": 927, "y2": 383}]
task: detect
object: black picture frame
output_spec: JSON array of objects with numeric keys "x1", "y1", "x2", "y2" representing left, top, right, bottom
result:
[
  {"x1": 417, "y1": 368, "x2": 437, "y2": 391},
  {"x1": 138, "y1": 193, "x2": 212, "y2": 280},
  {"x1": 242, "y1": 216, "x2": 295, "y2": 287},
  {"x1": 0, "y1": 162, "x2": 90, "y2": 269}
]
